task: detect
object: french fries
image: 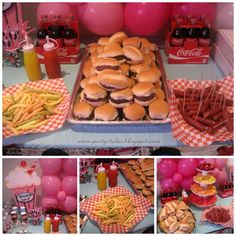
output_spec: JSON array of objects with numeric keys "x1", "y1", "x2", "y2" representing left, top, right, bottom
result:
[
  {"x1": 92, "y1": 194, "x2": 136, "y2": 228},
  {"x1": 3, "y1": 85, "x2": 63, "y2": 134}
]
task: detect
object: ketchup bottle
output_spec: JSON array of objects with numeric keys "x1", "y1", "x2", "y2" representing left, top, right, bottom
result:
[
  {"x1": 43, "y1": 36, "x2": 61, "y2": 79},
  {"x1": 108, "y1": 161, "x2": 118, "y2": 188}
]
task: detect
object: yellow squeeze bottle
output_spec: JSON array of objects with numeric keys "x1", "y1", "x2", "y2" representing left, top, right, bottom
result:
[
  {"x1": 44, "y1": 216, "x2": 51, "y2": 233},
  {"x1": 22, "y1": 36, "x2": 42, "y2": 81},
  {"x1": 97, "y1": 163, "x2": 107, "y2": 191}
]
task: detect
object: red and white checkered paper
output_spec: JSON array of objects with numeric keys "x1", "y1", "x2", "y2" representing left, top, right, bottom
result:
[
  {"x1": 3, "y1": 78, "x2": 70, "y2": 138},
  {"x1": 168, "y1": 76, "x2": 234, "y2": 147},
  {"x1": 80, "y1": 186, "x2": 151, "y2": 233},
  {"x1": 201, "y1": 203, "x2": 234, "y2": 228}
]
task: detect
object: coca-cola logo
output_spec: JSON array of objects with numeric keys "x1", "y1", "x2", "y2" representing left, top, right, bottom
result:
[
  {"x1": 17, "y1": 192, "x2": 34, "y2": 203},
  {"x1": 57, "y1": 48, "x2": 68, "y2": 57},
  {"x1": 177, "y1": 48, "x2": 203, "y2": 57}
]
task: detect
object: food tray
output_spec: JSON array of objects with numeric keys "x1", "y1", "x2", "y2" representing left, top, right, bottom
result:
[
  {"x1": 190, "y1": 188, "x2": 216, "y2": 197},
  {"x1": 119, "y1": 169, "x2": 154, "y2": 213},
  {"x1": 67, "y1": 47, "x2": 171, "y2": 125}
]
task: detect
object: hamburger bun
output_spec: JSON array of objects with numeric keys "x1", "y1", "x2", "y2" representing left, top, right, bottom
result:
[
  {"x1": 73, "y1": 101, "x2": 94, "y2": 120},
  {"x1": 142, "y1": 188, "x2": 152, "y2": 197},
  {"x1": 88, "y1": 43, "x2": 99, "y2": 54},
  {"x1": 94, "y1": 103, "x2": 118, "y2": 121},
  {"x1": 108, "y1": 31, "x2": 128, "y2": 44},
  {"x1": 93, "y1": 58, "x2": 120, "y2": 73},
  {"x1": 156, "y1": 88, "x2": 165, "y2": 100},
  {"x1": 123, "y1": 37, "x2": 141, "y2": 49},
  {"x1": 126, "y1": 78, "x2": 136, "y2": 88},
  {"x1": 109, "y1": 88, "x2": 133, "y2": 108},
  {"x1": 82, "y1": 62, "x2": 96, "y2": 78},
  {"x1": 120, "y1": 63, "x2": 130, "y2": 75},
  {"x1": 129, "y1": 63, "x2": 150, "y2": 79},
  {"x1": 147, "y1": 195, "x2": 154, "y2": 206},
  {"x1": 104, "y1": 42, "x2": 122, "y2": 51},
  {"x1": 132, "y1": 82, "x2": 156, "y2": 106},
  {"x1": 122, "y1": 46, "x2": 144, "y2": 65},
  {"x1": 88, "y1": 75, "x2": 100, "y2": 85},
  {"x1": 98, "y1": 37, "x2": 109, "y2": 46},
  {"x1": 149, "y1": 99, "x2": 169, "y2": 120},
  {"x1": 82, "y1": 84, "x2": 107, "y2": 106},
  {"x1": 128, "y1": 159, "x2": 137, "y2": 165},
  {"x1": 80, "y1": 78, "x2": 90, "y2": 89},
  {"x1": 137, "y1": 69, "x2": 161, "y2": 83},
  {"x1": 123, "y1": 103, "x2": 146, "y2": 121},
  {"x1": 97, "y1": 49, "x2": 125, "y2": 64}
]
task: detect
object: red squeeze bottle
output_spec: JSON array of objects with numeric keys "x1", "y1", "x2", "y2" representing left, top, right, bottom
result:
[
  {"x1": 108, "y1": 161, "x2": 118, "y2": 187},
  {"x1": 43, "y1": 36, "x2": 61, "y2": 79}
]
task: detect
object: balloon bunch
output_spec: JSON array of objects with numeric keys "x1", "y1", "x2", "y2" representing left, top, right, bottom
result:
[
  {"x1": 157, "y1": 158, "x2": 229, "y2": 194},
  {"x1": 40, "y1": 158, "x2": 77, "y2": 213}
]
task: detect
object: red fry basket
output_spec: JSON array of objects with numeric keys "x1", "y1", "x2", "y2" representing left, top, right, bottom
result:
[
  {"x1": 80, "y1": 186, "x2": 151, "y2": 233},
  {"x1": 3, "y1": 78, "x2": 70, "y2": 138},
  {"x1": 168, "y1": 76, "x2": 233, "y2": 147}
]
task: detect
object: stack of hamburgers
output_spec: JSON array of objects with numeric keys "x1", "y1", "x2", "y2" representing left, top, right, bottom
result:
[{"x1": 73, "y1": 32, "x2": 169, "y2": 121}]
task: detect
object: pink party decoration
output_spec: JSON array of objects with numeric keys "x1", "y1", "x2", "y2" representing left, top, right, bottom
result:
[
  {"x1": 181, "y1": 175, "x2": 195, "y2": 191},
  {"x1": 78, "y1": 3, "x2": 123, "y2": 35},
  {"x1": 211, "y1": 168, "x2": 220, "y2": 178},
  {"x1": 63, "y1": 159, "x2": 77, "y2": 176},
  {"x1": 203, "y1": 158, "x2": 215, "y2": 166},
  {"x1": 41, "y1": 196, "x2": 58, "y2": 209},
  {"x1": 57, "y1": 191, "x2": 67, "y2": 201},
  {"x1": 178, "y1": 159, "x2": 197, "y2": 177},
  {"x1": 157, "y1": 181, "x2": 161, "y2": 197},
  {"x1": 63, "y1": 195, "x2": 77, "y2": 213},
  {"x1": 161, "y1": 178, "x2": 176, "y2": 190},
  {"x1": 217, "y1": 170, "x2": 228, "y2": 184},
  {"x1": 41, "y1": 176, "x2": 61, "y2": 195},
  {"x1": 215, "y1": 159, "x2": 227, "y2": 170},
  {"x1": 39, "y1": 158, "x2": 62, "y2": 174},
  {"x1": 124, "y1": 3, "x2": 170, "y2": 36},
  {"x1": 158, "y1": 159, "x2": 177, "y2": 177},
  {"x1": 173, "y1": 173, "x2": 183, "y2": 183},
  {"x1": 37, "y1": 3, "x2": 72, "y2": 23},
  {"x1": 62, "y1": 176, "x2": 77, "y2": 195},
  {"x1": 215, "y1": 3, "x2": 233, "y2": 29},
  {"x1": 171, "y1": 3, "x2": 216, "y2": 24}
]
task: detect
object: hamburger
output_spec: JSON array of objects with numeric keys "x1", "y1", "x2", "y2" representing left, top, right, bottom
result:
[
  {"x1": 93, "y1": 58, "x2": 120, "y2": 73},
  {"x1": 122, "y1": 46, "x2": 144, "y2": 65},
  {"x1": 88, "y1": 43, "x2": 99, "y2": 55},
  {"x1": 103, "y1": 42, "x2": 122, "y2": 51},
  {"x1": 108, "y1": 31, "x2": 128, "y2": 44},
  {"x1": 155, "y1": 88, "x2": 165, "y2": 100},
  {"x1": 97, "y1": 49, "x2": 126, "y2": 64},
  {"x1": 123, "y1": 103, "x2": 146, "y2": 121},
  {"x1": 73, "y1": 101, "x2": 94, "y2": 120},
  {"x1": 120, "y1": 63, "x2": 130, "y2": 75},
  {"x1": 82, "y1": 83, "x2": 107, "y2": 106},
  {"x1": 137, "y1": 68, "x2": 161, "y2": 84},
  {"x1": 129, "y1": 63, "x2": 150, "y2": 79},
  {"x1": 88, "y1": 75, "x2": 100, "y2": 85},
  {"x1": 98, "y1": 37, "x2": 109, "y2": 46},
  {"x1": 82, "y1": 62, "x2": 96, "y2": 78},
  {"x1": 132, "y1": 82, "x2": 156, "y2": 106},
  {"x1": 94, "y1": 103, "x2": 118, "y2": 121},
  {"x1": 123, "y1": 37, "x2": 141, "y2": 49},
  {"x1": 109, "y1": 88, "x2": 133, "y2": 108},
  {"x1": 148, "y1": 99, "x2": 169, "y2": 120},
  {"x1": 80, "y1": 77, "x2": 90, "y2": 89}
]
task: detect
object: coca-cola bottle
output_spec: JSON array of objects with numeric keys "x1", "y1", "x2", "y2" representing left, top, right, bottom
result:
[
  {"x1": 198, "y1": 22, "x2": 211, "y2": 46},
  {"x1": 171, "y1": 23, "x2": 184, "y2": 46}
]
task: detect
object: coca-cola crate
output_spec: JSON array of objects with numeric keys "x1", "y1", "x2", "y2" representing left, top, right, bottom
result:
[
  {"x1": 165, "y1": 32, "x2": 211, "y2": 64},
  {"x1": 35, "y1": 19, "x2": 80, "y2": 64}
]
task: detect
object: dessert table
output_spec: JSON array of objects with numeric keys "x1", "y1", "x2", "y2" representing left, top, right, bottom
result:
[
  {"x1": 3, "y1": 49, "x2": 232, "y2": 155},
  {"x1": 157, "y1": 195, "x2": 233, "y2": 234},
  {"x1": 80, "y1": 167, "x2": 154, "y2": 233}
]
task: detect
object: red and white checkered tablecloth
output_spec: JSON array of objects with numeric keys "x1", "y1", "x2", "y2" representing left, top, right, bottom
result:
[
  {"x1": 168, "y1": 76, "x2": 233, "y2": 147},
  {"x1": 3, "y1": 78, "x2": 70, "y2": 138},
  {"x1": 80, "y1": 186, "x2": 151, "y2": 233}
]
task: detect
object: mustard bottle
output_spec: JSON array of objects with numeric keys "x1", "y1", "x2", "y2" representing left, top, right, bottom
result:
[
  {"x1": 97, "y1": 163, "x2": 107, "y2": 191},
  {"x1": 22, "y1": 36, "x2": 42, "y2": 81},
  {"x1": 44, "y1": 216, "x2": 51, "y2": 233}
]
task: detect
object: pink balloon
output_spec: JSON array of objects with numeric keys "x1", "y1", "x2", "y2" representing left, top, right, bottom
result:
[
  {"x1": 63, "y1": 195, "x2": 77, "y2": 213},
  {"x1": 211, "y1": 168, "x2": 220, "y2": 178},
  {"x1": 173, "y1": 173, "x2": 183, "y2": 183},
  {"x1": 57, "y1": 191, "x2": 67, "y2": 202},
  {"x1": 41, "y1": 196, "x2": 58, "y2": 209},
  {"x1": 161, "y1": 178, "x2": 177, "y2": 190},
  {"x1": 40, "y1": 158, "x2": 62, "y2": 174},
  {"x1": 37, "y1": 3, "x2": 72, "y2": 23},
  {"x1": 172, "y1": 3, "x2": 216, "y2": 24},
  {"x1": 217, "y1": 170, "x2": 227, "y2": 184},
  {"x1": 215, "y1": 159, "x2": 227, "y2": 170},
  {"x1": 78, "y1": 3, "x2": 123, "y2": 35},
  {"x1": 41, "y1": 176, "x2": 61, "y2": 195},
  {"x1": 63, "y1": 159, "x2": 77, "y2": 176},
  {"x1": 158, "y1": 159, "x2": 177, "y2": 177},
  {"x1": 181, "y1": 175, "x2": 194, "y2": 191},
  {"x1": 215, "y1": 3, "x2": 233, "y2": 29},
  {"x1": 124, "y1": 3, "x2": 170, "y2": 36},
  {"x1": 203, "y1": 158, "x2": 215, "y2": 166},
  {"x1": 157, "y1": 181, "x2": 161, "y2": 197},
  {"x1": 62, "y1": 176, "x2": 77, "y2": 195},
  {"x1": 178, "y1": 159, "x2": 197, "y2": 177}
]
